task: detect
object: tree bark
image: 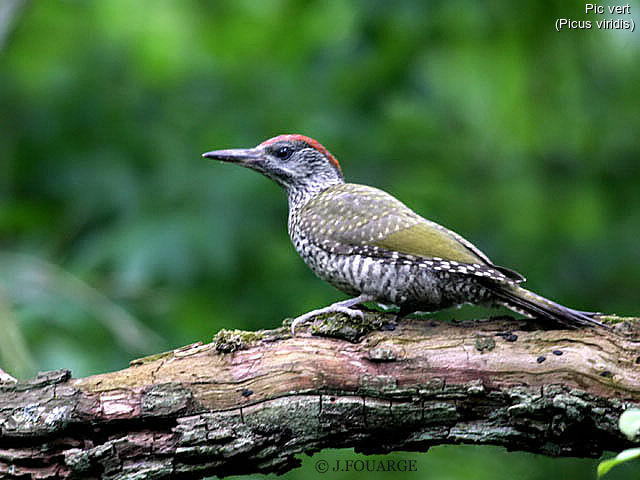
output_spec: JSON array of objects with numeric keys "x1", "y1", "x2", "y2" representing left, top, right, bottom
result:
[{"x1": 0, "y1": 313, "x2": 639, "y2": 479}]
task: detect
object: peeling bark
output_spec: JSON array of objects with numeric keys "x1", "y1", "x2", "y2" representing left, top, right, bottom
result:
[{"x1": 0, "y1": 314, "x2": 639, "y2": 479}]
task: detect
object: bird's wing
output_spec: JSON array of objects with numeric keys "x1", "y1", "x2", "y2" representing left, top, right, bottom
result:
[{"x1": 299, "y1": 183, "x2": 524, "y2": 282}]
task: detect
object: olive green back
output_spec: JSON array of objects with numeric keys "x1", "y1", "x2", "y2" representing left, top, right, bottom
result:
[{"x1": 298, "y1": 183, "x2": 493, "y2": 265}]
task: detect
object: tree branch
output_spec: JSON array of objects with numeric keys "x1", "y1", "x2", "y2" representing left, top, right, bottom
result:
[{"x1": 1, "y1": 314, "x2": 639, "y2": 479}]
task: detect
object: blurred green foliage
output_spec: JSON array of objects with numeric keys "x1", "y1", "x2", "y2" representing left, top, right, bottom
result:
[{"x1": 0, "y1": 1, "x2": 638, "y2": 478}]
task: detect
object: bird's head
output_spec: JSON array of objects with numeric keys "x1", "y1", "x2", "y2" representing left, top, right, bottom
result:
[{"x1": 202, "y1": 134, "x2": 344, "y2": 194}]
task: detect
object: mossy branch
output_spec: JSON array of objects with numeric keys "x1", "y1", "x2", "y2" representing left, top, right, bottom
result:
[{"x1": 0, "y1": 313, "x2": 639, "y2": 479}]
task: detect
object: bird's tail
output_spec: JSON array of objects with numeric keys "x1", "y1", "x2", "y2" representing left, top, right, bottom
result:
[{"x1": 489, "y1": 284, "x2": 607, "y2": 329}]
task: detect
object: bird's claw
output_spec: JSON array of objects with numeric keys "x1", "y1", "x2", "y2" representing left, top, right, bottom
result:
[
  {"x1": 289, "y1": 294, "x2": 373, "y2": 335},
  {"x1": 333, "y1": 305, "x2": 365, "y2": 319},
  {"x1": 290, "y1": 305, "x2": 364, "y2": 335}
]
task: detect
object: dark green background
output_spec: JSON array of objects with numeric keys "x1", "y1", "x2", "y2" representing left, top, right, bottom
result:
[{"x1": 1, "y1": 1, "x2": 638, "y2": 479}]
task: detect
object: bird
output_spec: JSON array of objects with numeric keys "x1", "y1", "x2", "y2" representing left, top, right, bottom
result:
[{"x1": 203, "y1": 134, "x2": 605, "y2": 334}]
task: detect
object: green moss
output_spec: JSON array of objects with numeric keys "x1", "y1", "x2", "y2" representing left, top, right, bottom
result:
[
  {"x1": 304, "y1": 312, "x2": 396, "y2": 343},
  {"x1": 597, "y1": 314, "x2": 639, "y2": 325},
  {"x1": 474, "y1": 335, "x2": 496, "y2": 352},
  {"x1": 213, "y1": 329, "x2": 267, "y2": 353}
]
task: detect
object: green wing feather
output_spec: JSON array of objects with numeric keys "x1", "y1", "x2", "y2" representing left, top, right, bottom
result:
[
  {"x1": 374, "y1": 222, "x2": 488, "y2": 265},
  {"x1": 300, "y1": 183, "x2": 525, "y2": 282},
  {"x1": 302, "y1": 184, "x2": 491, "y2": 265}
]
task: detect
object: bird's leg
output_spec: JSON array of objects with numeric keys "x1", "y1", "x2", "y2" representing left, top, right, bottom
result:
[{"x1": 290, "y1": 294, "x2": 375, "y2": 335}]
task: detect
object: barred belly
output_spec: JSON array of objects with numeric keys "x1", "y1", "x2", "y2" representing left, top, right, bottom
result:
[{"x1": 299, "y1": 243, "x2": 493, "y2": 311}]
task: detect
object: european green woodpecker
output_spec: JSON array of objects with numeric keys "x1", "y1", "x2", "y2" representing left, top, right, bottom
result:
[{"x1": 203, "y1": 134, "x2": 604, "y2": 333}]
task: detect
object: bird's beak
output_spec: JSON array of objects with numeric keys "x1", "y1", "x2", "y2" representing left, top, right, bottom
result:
[{"x1": 202, "y1": 148, "x2": 261, "y2": 165}]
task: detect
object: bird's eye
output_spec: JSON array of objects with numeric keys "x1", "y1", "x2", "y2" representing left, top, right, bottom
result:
[{"x1": 273, "y1": 145, "x2": 293, "y2": 160}]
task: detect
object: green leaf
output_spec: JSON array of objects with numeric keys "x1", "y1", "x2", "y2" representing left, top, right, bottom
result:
[
  {"x1": 597, "y1": 447, "x2": 640, "y2": 478},
  {"x1": 619, "y1": 409, "x2": 640, "y2": 440}
]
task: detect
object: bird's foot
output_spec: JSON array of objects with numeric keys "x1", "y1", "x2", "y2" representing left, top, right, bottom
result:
[
  {"x1": 290, "y1": 305, "x2": 364, "y2": 335},
  {"x1": 290, "y1": 294, "x2": 374, "y2": 335}
]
